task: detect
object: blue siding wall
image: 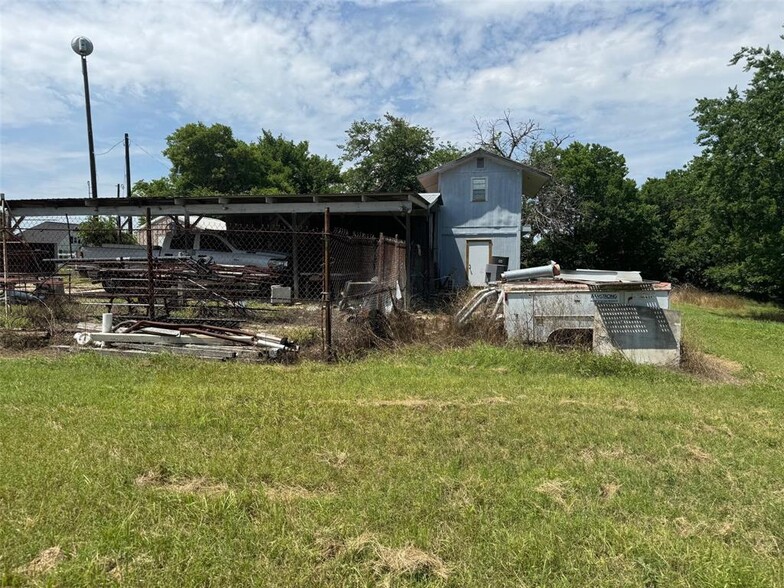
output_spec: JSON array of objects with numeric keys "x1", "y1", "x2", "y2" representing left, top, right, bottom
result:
[{"x1": 436, "y1": 157, "x2": 523, "y2": 287}]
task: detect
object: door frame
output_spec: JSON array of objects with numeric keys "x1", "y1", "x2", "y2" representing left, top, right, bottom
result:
[{"x1": 465, "y1": 239, "x2": 493, "y2": 285}]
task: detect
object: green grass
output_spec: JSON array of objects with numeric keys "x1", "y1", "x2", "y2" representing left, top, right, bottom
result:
[{"x1": 1, "y1": 302, "x2": 783, "y2": 586}]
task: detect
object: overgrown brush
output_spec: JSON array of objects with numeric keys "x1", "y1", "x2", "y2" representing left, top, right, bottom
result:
[
  {"x1": 679, "y1": 331, "x2": 743, "y2": 383},
  {"x1": 671, "y1": 285, "x2": 747, "y2": 310}
]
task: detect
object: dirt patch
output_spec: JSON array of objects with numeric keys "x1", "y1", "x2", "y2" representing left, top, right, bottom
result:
[
  {"x1": 16, "y1": 546, "x2": 65, "y2": 576},
  {"x1": 263, "y1": 484, "x2": 334, "y2": 502},
  {"x1": 135, "y1": 468, "x2": 228, "y2": 495},
  {"x1": 320, "y1": 532, "x2": 448, "y2": 580}
]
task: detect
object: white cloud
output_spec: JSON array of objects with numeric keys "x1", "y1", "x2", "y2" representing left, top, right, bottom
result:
[{"x1": 0, "y1": 0, "x2": 782, "y2": 197}]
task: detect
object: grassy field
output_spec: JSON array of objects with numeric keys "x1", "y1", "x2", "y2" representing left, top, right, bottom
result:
[{"x1": 1, "y1": 297, "x2": 783, "y2": 586}]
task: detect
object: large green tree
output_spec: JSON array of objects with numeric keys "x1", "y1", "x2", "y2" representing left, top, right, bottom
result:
[
  {"x1": 340, "y1": 114, "x2": 464, "y2": 192},
  {"x1": 527, "y1": 141, "x2": 661, "y2": 274},
  {"x1": 639, "y1": 161, "x2": 713, "y2": 287},
  {"x1": 691, "y1": 39, "x2": 784, "y2": 299},
  {"x1": 642, "y1": 36, "x2": 784, "y2": 299},
  {"x1": 133, "y1": 122, "x2": 341, "y2": 196},
  {"x1": 163, "y1": 122, "x2": 261, "y2": 194},
  {"x1": 255, "y1": 130, "x2": 341, "y2": 194}
]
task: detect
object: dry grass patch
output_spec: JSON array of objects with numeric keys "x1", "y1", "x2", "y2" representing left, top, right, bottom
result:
[
  {"x1": 612, "y1": 399, "x2": 639, "y2": 413},
  {"x1": 134, "y1": 468, "x2": 228, "y2": 495},
  {"x1": 684, "y1": 444, "x2": 713, "y2": 463},
  {"x1": 359, "y1": 396, "x2": 510, "y2": 409},
  {"x1": 16, "y1": 546, "x2": 65, "y2": 577},
  {"x1": 264, "y1": 484, "x2": 334, "y2": 502},
  {"x1": 374, "y1": 543, "x2": 449, "y2": 580},
  {"x1": 673, "y1": 518, "x2": 739, "y2": 541},
  {"x1": 475, "y1": 396, "x2": 511, "y2": 405},
  {"x1": 698, "y1": 421, "x2": 735, "y2": 438},
  {"x1": 440, "y1": 475, "x2": 486, "y2": 509},
  {"x1": 578, "y1": 446, "x2": 630, "y2": 465},
  {"x1": 681, "y1": 341, "x2": 744, "y2": 383},
  {"x1": 559, "y1": 398, "x2": 593, "y2": 408},
  {"x1": 672, "y1": 286, "x2": 747, "y2": 310},
  {"x1": 599, "y1": 482, "x2": 621, "y2": 501},
  {"x1": 320, "y1": 532, "x2": 449, "y2": 581},
  {"x1": 535, "y1": 479, "x2": 571, "y2": 510},
  {"x1": 317, "y1": 449, "x2": 349, "y2": 469}
]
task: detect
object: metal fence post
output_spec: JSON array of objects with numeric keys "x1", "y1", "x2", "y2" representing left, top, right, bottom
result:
[
  {"x1": 405, "y1": 213, "x2": 411, "y2": 310},
  {"x1": 145, "y1": 207, "x2": 155, "y2": 319},
  {"x1": 1, "y1": 194, "x2": 8, "y2": 319},
  {"x1": 393, "y1": 234, "x2": 399, "y2": 305},
  {"x1": 322, "y1": 207, "x2": 333, "y2": 360},
  {"x1": 292, "y1": 213, "x2": 299, "y2": 299}
]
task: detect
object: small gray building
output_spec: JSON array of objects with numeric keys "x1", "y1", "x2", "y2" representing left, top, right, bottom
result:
[
  {"x1": 418, "y1": 148, "x2": 549, "y2": 287},
  {"x1": 20, "y1": 221, "x2": 82, "y2": 258}
]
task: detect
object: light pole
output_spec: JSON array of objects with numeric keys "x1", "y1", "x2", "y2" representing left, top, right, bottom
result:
[{"x1": 71, "y1": 36, "x2": 98, "y2": 199}]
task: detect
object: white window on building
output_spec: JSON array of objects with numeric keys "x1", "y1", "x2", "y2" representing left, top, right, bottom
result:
[{"x1": 471, "y1": 177, "x2": 487, "y2": 202}]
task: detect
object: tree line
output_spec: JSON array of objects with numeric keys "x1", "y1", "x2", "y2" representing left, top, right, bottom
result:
[{"x1": 134, "y1": 37, "x2": 783, "y2": 300}]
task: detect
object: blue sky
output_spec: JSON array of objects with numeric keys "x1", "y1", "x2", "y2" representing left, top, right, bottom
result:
[{"x1": 0, "y1": 0, "x2": 781, "y2": 198}]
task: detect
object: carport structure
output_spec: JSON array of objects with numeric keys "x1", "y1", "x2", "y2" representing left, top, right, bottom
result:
[{"x1": 4, "y1": 192, "x2": 441, "y2": 303}]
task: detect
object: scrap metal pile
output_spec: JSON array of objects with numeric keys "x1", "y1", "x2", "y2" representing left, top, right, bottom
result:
[
  {"x1": 74, "y1": 316, "x2": 299, "y2": 361},
  {"x1": 68, "y1": 256, "x2": 285, "y2": 316}
]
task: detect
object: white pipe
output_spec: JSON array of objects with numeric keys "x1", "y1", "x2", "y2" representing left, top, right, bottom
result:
[
  {"x1": 501, "y1": 261, "x2": 560, "y2": 282},
  {"x1": 101, "y1": 312, "x2": 113, "y2": 333},
  {"x1": 455, "y1": 287, "x2": 498, "y2": 325}
]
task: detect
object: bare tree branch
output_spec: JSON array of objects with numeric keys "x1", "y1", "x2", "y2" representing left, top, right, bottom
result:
[{"x1": 473, "y1": 111, "x2": 543, "y2": 160}]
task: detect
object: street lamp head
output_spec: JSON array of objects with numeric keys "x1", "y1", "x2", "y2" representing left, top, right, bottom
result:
[{"x1": 71, "y1": 36, "x2": 94, "y2": 57}]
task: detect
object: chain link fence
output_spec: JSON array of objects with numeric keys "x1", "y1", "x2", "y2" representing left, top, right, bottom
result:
[{"x1": 0, "y1": 209, "x2": 407, "y2": 359}]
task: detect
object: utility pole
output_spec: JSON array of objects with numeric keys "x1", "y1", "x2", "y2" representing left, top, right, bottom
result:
[
  {"x1": 124, "y1": 133, "x2": 133, "y2": 233},
  {"x1": 71, "y1": 36, "x2": 98, "y2": 199}
]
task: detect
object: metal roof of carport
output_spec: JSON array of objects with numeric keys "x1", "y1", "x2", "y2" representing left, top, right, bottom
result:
[{"x1": 5, "y1": 192, "x2": 441, "y2": 218}]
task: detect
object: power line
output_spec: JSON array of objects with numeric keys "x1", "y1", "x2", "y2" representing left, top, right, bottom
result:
[
  {"x1": 94, "y1": 138, "x2": 124, "y2": 157},
  {"x1": 131, "y1": 140, "x2": 205, "y2": 193},
  {"x1": 131, "y1": 140, "x2": 171, "y2": 170}
]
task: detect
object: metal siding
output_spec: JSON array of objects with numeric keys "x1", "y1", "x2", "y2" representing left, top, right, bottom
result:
[{"x1": 437, "y1": 158, "x2": 522, "y2": 287}]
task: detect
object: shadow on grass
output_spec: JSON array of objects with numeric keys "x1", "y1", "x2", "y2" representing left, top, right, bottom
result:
[{"x1": 747, "y1": 309, "x2": 784, "y2": 323}]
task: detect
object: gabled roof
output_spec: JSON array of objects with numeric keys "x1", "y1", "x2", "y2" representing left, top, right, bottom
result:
[
  {"x1": 418, "y1": 193, "x2": 442, "y2": 208},
  {"x1": 20, "y1": 221, "x2": 80, "y2": 244},
  {"x1": 417, "y1": 147, "x2": 551, "y2": 197}
]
